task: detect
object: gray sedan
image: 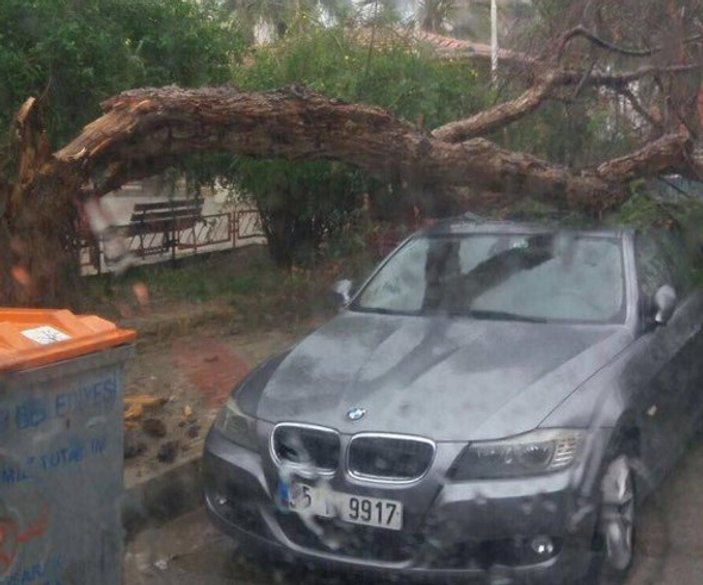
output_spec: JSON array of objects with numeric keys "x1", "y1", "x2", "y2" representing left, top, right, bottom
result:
[{"x1": 203, "y1": 219, "x2": 703, "y2": 584}]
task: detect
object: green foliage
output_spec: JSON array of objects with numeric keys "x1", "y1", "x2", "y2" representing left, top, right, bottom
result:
[
  {"x1": 85, "y1": 246, "x2": 341, "y2": 330},
  {"x1": 607, "y1": 182, "x2": 703, "y2": 284},
  {"x1": 493, "y1": 98, "x2": 634, "y2": 169},
  {"x1": 416, "y1": 0, "x2": 456, "y2": 33},
  {"x1": 234, "y1": 159, "x2": 366, "y2": 267},
  {"x1": 235, "y1": 27, "x2": 484, "y2": 127},
  {"x1": 104, "y1": 251, "x2": 267, "y2": 303},
  {"x1": 606, "y1": 180, "x2": 703, "y2": 231},
  {"x1": 607, "y1": 186, "x2": 668, "y2": 230},
  {"x1": 228, "y1": 26, "x2": 486, "y2": 266},
  {"x1": 0, "y1": 0, "x2": 243, "y2": 145}
]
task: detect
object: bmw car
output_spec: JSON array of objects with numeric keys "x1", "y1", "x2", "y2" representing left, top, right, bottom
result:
[{"x1": 203, "y1": 218, "x2": 703, "y2": 583}]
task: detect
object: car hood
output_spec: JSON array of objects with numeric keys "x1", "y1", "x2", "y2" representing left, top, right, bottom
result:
[{"x1": 255, "y1": 311, "x2": 632, "y2": 441}]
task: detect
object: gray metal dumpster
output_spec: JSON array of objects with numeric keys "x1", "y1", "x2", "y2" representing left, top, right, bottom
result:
[{"x1": 0, "y1": 309, "x2": 135, "y2": 585}]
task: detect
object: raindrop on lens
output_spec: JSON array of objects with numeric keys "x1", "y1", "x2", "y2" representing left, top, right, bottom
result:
[{"x1": 530, "y1": 536, "x2": 555, "y2": 557}]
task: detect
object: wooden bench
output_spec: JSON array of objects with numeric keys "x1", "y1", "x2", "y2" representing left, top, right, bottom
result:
[{"x1": 128, "y1": 198, "x2": 204, "y2": 258}]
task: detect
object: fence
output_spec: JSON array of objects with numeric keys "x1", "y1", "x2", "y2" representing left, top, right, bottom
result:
[{"x1": 80, "y1": 208, "x2": 265, "y2": 275}]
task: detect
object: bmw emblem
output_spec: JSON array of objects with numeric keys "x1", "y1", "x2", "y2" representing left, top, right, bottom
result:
[{"x1": 347, "y1": 407, "x2": 366, "y2": 421}]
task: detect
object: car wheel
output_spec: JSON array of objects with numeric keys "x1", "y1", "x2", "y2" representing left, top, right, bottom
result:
[{"x1": 595, "y1": 454, "x2": 636, "y2": 582}]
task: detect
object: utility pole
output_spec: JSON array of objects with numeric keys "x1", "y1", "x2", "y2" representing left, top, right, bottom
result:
[{"x1": 491, "y1": 0, "x2": 498, "y2": 85}]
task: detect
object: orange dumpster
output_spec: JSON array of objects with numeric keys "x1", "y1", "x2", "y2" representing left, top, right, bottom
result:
[{"x1": 0, "y1": 308, "x2": 135, "y2": 585}]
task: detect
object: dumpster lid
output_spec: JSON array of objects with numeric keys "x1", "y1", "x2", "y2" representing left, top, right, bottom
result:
[{"x1": 0, "y1": 308, "x2": 136, "y2": 372}]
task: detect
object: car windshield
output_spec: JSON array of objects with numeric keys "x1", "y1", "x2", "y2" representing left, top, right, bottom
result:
[{"x1": 354, "y1": 233, "x2": 625, "y2": 323}]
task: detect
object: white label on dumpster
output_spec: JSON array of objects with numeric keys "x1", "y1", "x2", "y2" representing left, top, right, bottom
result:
[{"x1": 21, "y1": 326, "x2": 71, "y2": 345}]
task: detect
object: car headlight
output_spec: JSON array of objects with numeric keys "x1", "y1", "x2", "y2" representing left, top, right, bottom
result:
[
  {"x1": 214, "y1": 397, "x2": 258, "y2": 451},
  {"x1": 450, "y1": 429, "x2": 586, "y2": 480}
]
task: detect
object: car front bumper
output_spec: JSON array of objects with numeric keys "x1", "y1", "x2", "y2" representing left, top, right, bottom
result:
[{"x1": 203, "y1": 426, "x2": 607, "y2": 584}]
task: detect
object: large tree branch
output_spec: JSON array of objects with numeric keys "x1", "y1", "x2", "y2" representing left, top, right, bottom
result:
[
  {"x1": 562, "y1": 63, "x2": 703, "y2": 89},
  {"x1": 44, "y1": 86, "x2": 695, "y2": 216},
  {"x1": 431, "y1": 72, "x2": 560, "y2": 142},
  {"x1": 596, "y1": 132, "x2": 690, "y2": 181},
  {"x1": 56, "y1": 87, "x2": 597, "y2": 204},
  {"x1": 615, "y1": 86, "x2": 664, "y2": 132},
  {"x1": 430, "y1": 63, "x2": 702, "y2": 143},
  {"x1": 554, "y1": 25, "x2": 703, "y2": 63},
  {"x1": 555, "y1": 25, "x2": 659, "y2": 60}
]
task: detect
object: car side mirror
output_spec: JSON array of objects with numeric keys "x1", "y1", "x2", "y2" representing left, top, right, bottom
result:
[
  {"x1": 330, "y1": 279, "x2": 354, "y2": 307},
  {"x1": 653, "y1": 284, "x2": 677, "y2": 325}
]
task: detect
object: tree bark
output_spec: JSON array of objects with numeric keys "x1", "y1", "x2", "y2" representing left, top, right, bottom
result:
[
  {"x1": 52, "y1": 86, "x2": 693, "y2": 209},
  {"x1": 1, "y1": 98, "x2": 82, "y2": 306},
  {"x1": 431, "y1": 71, "x2": 561, "y2": 142}
]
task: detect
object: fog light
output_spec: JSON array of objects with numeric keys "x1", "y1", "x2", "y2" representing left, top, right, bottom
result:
[
  {"x1": 530, "y1": 536, "x2": 555, "y2": 557},
  {"x1": 216, "y1": 495, "x2": 228, "y2": 506}
]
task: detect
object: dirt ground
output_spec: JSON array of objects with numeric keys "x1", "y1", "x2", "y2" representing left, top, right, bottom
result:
[
  {"x1": 121, "y1": 319, "x2": 320, "y2": 482},
  {"x1": 83, "y1": 244, "x2": 342, "y2": 483}
]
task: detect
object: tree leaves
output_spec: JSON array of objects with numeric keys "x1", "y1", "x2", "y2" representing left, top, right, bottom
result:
[{"x1": 0, "y1": 0, "x2": 244, "y2": 145}]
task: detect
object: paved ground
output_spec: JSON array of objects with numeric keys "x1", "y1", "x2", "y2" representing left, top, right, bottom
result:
[{"x1": 124, "y1": 433, "x2": 703, "y2": 585}]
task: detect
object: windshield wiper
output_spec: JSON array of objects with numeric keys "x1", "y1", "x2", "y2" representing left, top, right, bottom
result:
[{"x1": 467, "y1": 310, "x2": 547, "y2": 323}]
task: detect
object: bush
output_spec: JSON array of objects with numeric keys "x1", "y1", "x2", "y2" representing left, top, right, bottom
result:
[{"x1": 0, "y1": 0, "x2": 243, "y2": 145}]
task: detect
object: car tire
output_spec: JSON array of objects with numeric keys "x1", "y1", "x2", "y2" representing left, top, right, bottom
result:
[{"x1": 590, "y1": 452, "x2": 637, "y2": 584}]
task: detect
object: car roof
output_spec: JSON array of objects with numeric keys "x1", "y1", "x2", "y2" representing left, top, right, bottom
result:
[{"x1": 421, "y1": 215, "x2": 633, "y2": 239}]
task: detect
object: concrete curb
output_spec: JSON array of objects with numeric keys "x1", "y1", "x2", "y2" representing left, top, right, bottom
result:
[
  {"x1": 120, "y1": 306, "x2": 239, "y2": 346},
  {"x1": 122, "y1": 454, "x2": 204, "y2": 541}
]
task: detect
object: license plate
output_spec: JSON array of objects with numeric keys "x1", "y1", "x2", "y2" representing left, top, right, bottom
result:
[{"x1": 280, "y1": 482, "x2": 403, "y2": 530}]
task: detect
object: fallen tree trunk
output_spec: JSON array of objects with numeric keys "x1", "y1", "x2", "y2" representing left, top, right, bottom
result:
[{"x1": 55, "y1": 86, "x2": 693, "y2": 208}]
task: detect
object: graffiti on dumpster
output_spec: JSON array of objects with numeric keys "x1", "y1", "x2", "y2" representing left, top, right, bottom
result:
[
  {"x1": 0, "y1": 373, "x2": 117, "y2": 434},
  {"x1": 0, "y1": 553, "x2": 63, "y2": 585},
  {"x1": 0, "y1": 435, "x2": 110, "y2": 585},
  {"x1": 0, "y1": 511, "x2": 49, "y2": 577},
  {"x1": 1, "y1": 436, "x2": 108, "y2": 486}
]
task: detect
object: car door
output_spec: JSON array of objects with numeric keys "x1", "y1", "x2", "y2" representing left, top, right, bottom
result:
[{"x1": 630, "y1": 233, "x2": 703, "y2": 477}]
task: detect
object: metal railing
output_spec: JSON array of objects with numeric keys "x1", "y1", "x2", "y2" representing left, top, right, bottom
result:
[
  {"x1": 79, "y1": 209, "x2": 265, "y2": 275},
  {"x1": 235, "y1": 209, "x2": 264, "y2": 241}
]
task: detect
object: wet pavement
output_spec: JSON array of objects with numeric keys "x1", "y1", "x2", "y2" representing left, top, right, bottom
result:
[{"x1": 124, "y1": 434, "x2": 703, "y2": 585}]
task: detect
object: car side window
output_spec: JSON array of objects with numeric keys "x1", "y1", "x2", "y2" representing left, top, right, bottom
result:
[
  {"x1": 661, "y1": 233, "x2": 693, "y2": 295},
  {"x1": 358, "y1": 238, "x2": 429, "y2": 312},
  {"x1": 635, "y1": 232, "x2": 689, "y2": 298},
  {"x1": 636, "y1": 235, "x2": 670, "y2": 298}
]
